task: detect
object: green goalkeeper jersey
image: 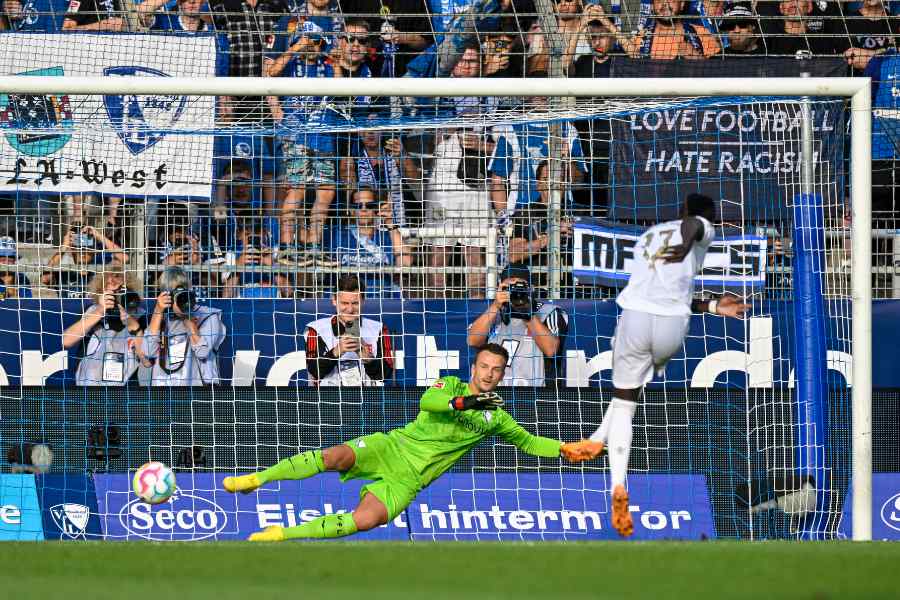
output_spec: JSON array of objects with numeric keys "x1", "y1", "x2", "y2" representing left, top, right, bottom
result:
[{"x1": 387, "y1": 376, "x2": 562, "y2": 486}]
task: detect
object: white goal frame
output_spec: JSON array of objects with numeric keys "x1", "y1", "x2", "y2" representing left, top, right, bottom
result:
[{"x1": 0, "y1": 75, "x2": 872, "y2": 541}]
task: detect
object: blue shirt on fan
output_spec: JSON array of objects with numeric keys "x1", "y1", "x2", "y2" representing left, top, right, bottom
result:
[
  {"x1": 272, "y1": 58, "x2": 338, "y2": 154},
  {"x1": 323, "y1": 225, "x2": 400, "y2": 298},
  {"x1": 488, "y1": 121, "x2": 586, "y2": 210},
  {"x1": 428, "y1": 0, "x2": 474, "y2": 32},
  {"x1": 149, "y1": 10, "x2": 211, "y2": 31},
  {"x1": 268, "y1": 3, "x2": 343, "y2": 52},
  {"x1": 6, "y1": 0, "x2": 68, "y2": 31}
]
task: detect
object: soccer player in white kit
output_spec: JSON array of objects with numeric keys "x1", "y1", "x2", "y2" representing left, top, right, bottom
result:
[{"x1": 589, "y1": 193, "x2": 750, "y2": 537}]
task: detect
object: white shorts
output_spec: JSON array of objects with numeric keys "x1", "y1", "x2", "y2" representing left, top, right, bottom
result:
[
  {"x1": 611, "y1": 309, "x2": 690, "y2": 389},
  {"x1": 424, "y1": 188, "x2": 491, "y2": 247}
]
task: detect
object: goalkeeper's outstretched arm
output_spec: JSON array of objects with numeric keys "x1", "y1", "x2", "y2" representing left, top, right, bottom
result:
[{"x1": 493, "y1": 411, "x2": 603, "y2": 462}]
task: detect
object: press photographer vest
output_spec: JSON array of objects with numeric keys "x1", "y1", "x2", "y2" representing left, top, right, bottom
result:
[
  {"x1": 307, "y1": 316, "x2": 385, "y2": 387},
  {"x1": 76, "y1": 308, "x2": 140, "y2": 386},
  {"x1": 149, "y1": 306, "x2": 224, "y2": 386},
  {"x1": 488, "y1": 302, "x2": 559, "y2": 387}
]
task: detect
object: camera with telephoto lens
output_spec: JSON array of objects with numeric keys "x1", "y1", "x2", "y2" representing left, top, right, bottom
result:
[
  {"x1": 168, "y1": 286, "x2": 196, "y2": 318},
  {"x1": 104, "y1": 287, "x2": 142, "y2": 331},
  {"x1": 116, "y1": 288, "x2": 142, "y2": 313},
  {"x1": 506, "y1": 280, "x2": 533, "y2": 320}
]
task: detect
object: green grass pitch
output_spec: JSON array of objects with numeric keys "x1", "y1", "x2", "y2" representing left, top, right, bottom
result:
[{"x1": 1, "y1": 541, "x2": 898, "y2": 600}]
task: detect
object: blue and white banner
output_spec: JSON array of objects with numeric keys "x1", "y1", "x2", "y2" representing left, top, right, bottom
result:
[
  {"x1": 0, "y1": 33, "x2": 217, "y2": 199},
  {"x1": 36, "y1": 474, "x2": 103, "y2": 540},
  {"x1": 840, "y1": 473, "x2": 900, "y2": 541},
  {"x1": 572, "y1": 219, "x2": 767, "y2": 292},
  {"x1": 0, "y1": 474, "x2": 43, "y2": 541},
  {"x1": 94, "y1": 472, "x2": 715, "y2": 541},
  {"x1": 870, "y1": 53, "x2": 900, "y2": 159},
  {"x1": 0, "y1": 298, "x2": 888, "y2": 387}
]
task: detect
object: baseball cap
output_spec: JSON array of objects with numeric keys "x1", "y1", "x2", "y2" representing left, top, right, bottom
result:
[
  {"x1": 720, "y1": 4, "x2": 756, "y2": 30},
  {"x1": 300, "y1": 20, "x2": 324, "y2": 42},
  {"x1": 0, "y1": 236, "x2": 17, "y2": 258},
  {"x1": 501, "y1": 263, "x2": 531, "y2": 284}
]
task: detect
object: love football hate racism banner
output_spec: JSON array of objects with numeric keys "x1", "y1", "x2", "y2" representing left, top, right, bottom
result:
[
  {"x1": 607, "y1": 57, "x2": 847, "y2": 222},
  {"x1": 0, "y1": 33, "x2": 218, "y2": 199}
]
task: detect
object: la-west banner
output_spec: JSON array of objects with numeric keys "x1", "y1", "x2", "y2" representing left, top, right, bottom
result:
[
  {"x1": 608, "y1": 57, "x2": 847, "y2": 221},
  {"x1": 0, "y1": 33, "x2": 218, "y2": 199},
  {"x1": 572, "y1": 219, "x2": 767, "y2": 293}
]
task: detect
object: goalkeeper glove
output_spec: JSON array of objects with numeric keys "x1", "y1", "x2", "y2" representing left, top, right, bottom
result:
[
  {"x1": 560, "y1": 439, "x2": 605, "y2": 463},
  {"x1": 451, "y1": 391, "x2": 504, "y2": 411}
]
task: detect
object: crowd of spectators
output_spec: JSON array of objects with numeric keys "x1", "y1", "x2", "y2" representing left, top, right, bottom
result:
[{"x1": 0, "y1": 0, "x2": 895, "y2": 302}]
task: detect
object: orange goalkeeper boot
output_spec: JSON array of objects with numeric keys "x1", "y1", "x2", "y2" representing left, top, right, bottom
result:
[{"x1": 612, "y1": 484, "x2": 634, "y2": 538}]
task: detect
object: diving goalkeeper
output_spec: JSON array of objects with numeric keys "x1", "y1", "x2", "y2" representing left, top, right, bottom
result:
[{"x1": 223, "y1": 343, "x2": 603, "y2": 541}]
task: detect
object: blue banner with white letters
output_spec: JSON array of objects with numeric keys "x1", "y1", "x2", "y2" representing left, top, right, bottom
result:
[
  {"x1": 572, "y1": 219, "x2": 767, "y2": 292},
  {"x1": 93, "y1": 472, "x2": 715, "y2": 541},
  {"x1": 36, "y1": 474, "x2": 103, "y2": 540},
  {"x1": 0, "y1": 474, "x2": 43, "y2": 541},
  {"x1": 2, "y1": 299, "x2": 899, "y2": 387},
  {"x1": 870, "y1": 53, "x2": 900, "y2": 159},
  {"x1": 839, "y1": 473, "x2": 900, "y2": 540}
]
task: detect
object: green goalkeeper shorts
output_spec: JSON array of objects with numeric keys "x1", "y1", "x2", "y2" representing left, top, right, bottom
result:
[{"x1": 341, "y1": 432, "x2": 422, "y2": 520}]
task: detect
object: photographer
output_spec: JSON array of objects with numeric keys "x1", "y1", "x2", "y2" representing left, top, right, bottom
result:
[
  {"x1": 466, "y1": 265, "x2": 568, "y2": 387},
  {"x1": 62, "y1": 269, "x2": 149, "y2": 386},
  {"x1": 304, "y1": 274, "x2": 395, "y2": 386},
  {"x1": 144, "y1": 266, "x2": 226, "y2": 386}
]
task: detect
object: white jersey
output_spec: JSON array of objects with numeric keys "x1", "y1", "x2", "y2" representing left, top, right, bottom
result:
[
  {"x1": 616, "y1": 217, "x2": 715, "y2": 317},
  {"x1": 424, "y1": 132, "x2": 491, "y2": 247}
]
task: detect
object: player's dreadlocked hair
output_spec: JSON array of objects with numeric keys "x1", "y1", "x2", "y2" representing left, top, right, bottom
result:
[{"x1": 475, "y1": 343, "x2": 510, "y2": 365}]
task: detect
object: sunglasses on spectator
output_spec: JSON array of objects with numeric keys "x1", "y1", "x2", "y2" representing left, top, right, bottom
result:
[
  {"x1": 722, "y1": 20, "x2": 755, "y2": 31},
  {"x1": 344, "y1": 34, "x2": 369, "y2": 45},
  {"x1": 355, "y1": 200, "x2": 380, "y2": 209}
]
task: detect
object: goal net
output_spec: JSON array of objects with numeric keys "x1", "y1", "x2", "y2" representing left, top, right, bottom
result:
[{"x1": 0, "y1": 73, "x2": 870, "y2": 541}]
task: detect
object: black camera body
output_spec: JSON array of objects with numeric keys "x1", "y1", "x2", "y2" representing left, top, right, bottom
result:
[
  {"x1": 246, "y1": 235, "x2": 266, "y2": 251},
  {"x1": 104, "y1": 287, "x2": 142, "y2": 331},
  {"x1": 169, "y1": 286, "x2": 196, "y2": 318},
  {"x1": 116, "y1": 289, "x2": 142, "y2": 313},
  {"x1": 506, "y1": 281, "x2": 533, "y2": 321}
]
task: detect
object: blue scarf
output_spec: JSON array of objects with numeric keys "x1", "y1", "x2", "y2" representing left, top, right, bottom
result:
[{"x1": 638, "y1": 19, "x2": 705, "y2": 57}]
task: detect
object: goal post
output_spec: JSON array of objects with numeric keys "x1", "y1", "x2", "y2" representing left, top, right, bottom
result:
[{"x1": 0, "y1": 75, "x2": 872, "y2": 541}]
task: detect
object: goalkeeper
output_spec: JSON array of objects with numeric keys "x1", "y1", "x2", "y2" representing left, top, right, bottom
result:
[{"x1": 224, "y1": 343, "x2": 603, "y2": 541}]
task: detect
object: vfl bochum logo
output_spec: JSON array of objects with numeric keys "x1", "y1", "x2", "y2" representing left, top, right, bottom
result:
[
  {"x1": 102, "y1": 66, "x2": 187, "y2": 155},
  {"x1": 49, "y1": 503, "x2": 91, "y2": 539},
  {"x1": 0, "y1": 66, "x2": 74, "y2": 157}
]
